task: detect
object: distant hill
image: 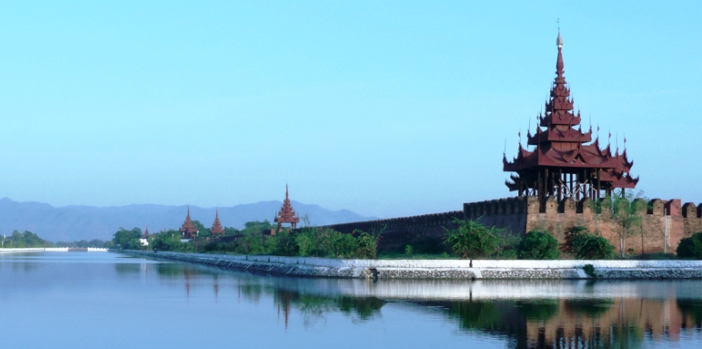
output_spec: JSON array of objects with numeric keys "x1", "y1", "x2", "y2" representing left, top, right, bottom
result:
[{"x1": 0, "y1": 198, "x2": 376, "y2": 242}]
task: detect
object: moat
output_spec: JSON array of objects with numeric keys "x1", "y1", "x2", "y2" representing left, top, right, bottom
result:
[{"x1": 1, "y1": 252, "x2": 700, "y2": 348}]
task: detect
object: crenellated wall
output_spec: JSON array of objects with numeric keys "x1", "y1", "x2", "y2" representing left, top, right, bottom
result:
[
  {"x1": 682, "y1": 202, "x2": 702, "y2": 238},
  {"x1": 313, "y1": 197, "x2": 702, "y2": 256},
  {"x1": 522, "y1": 197, "x2": 687, "y2": 255},
  {"x1": 323, "y1": 211, "x2": 464, "y2": 253},
  {"x1": 463, "y1": 197, "x2": 529, "y2": 236}
]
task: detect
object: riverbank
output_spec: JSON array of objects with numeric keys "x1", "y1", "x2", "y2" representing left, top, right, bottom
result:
[{"x1": 123, "y1": 250, "x2": 702, "y2": 279}]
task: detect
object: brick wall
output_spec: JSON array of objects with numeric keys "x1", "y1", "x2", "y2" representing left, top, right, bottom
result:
[
  {"x1": 682, "y1": 202, "x2": 702, "y2": 237},
  {"x1": 314, "y1": 197, "x2": 701, "y2": 256}
]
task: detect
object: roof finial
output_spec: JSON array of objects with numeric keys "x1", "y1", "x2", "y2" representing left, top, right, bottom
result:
[{"x1": 557, "y1": 18, "x2": 563, "y2": 49}]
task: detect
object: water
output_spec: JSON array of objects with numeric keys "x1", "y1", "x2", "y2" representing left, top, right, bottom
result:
[{"x1": 1, "y1": 252, "x2": 701, "y2": 348}]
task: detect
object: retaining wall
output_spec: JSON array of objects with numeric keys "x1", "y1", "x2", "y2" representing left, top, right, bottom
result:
[
  {"x1": 0, "y1": 248, "x2": 46, "y2": 253},
  {"x1": 0, "y1": 248, "x2": 108, "y2": 253},
  {"x1": 125, "y1": 251, "x2": 702, "y2": 280}
]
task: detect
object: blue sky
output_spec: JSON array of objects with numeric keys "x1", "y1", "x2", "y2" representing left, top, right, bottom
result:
[{"x1": 0, "y1": 1, "x2": 700, "y2": 219}]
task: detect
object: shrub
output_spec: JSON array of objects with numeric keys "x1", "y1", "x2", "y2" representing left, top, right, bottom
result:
[
  {"x1": 577, "y1": 236, "x2": 615, "y2": 260},
  {"x1": 677, "y1": 232, "x2": 702, "y2": 259},
  {"x1": 565, "y1": 226, "x2": 616, "y2": 260},
  {"x1": 444, "y1": 219, "x2": 501, "y2": 259},
  {"x1": 235, "y1": 231, "x2": 272, "y2": 255},
  {"x1": 518, "y1": 231, "x2": 560, "y2": 260},
  {"x1": 565, "y1": 226, "x2": 591, "y2": 255},
  {"x1": 404, "y1": 245, "x2": 413, "y2": 255},
  {"x1": 497, "y1": 248, "x2": 518, "y2": 259},
  {"x1": 330, "y1": 233, "x2": 357, "y2": 258},
  {"x1": 583, "y1": 264, "x2": 596, "y2": 278},
  {"x1": 355, "y1": 230, "x2": 379, "y2": 259},
  {"x1": 151, "y1": 231, "x2": 193, "y2": 252},
  {"x1": 295, "y1": 230, "x2": 317, "y2": 257},
  {"x1": 272, "y1": 230, "x2": 299, "y2": 256},
  {"x1": 293, "y1": 228, "x2": 379, "y2": 259},
  {"x1": 494, "y1": 229, "x2": 521, "y2": 260}
]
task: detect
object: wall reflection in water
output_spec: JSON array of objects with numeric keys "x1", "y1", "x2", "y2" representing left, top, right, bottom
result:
[
  {"x1": 422, "y1": 297, "x2": 702, "y2": 348},
  {"x1": 142, "y1": 261, "x2": 702, "y2": 348}
]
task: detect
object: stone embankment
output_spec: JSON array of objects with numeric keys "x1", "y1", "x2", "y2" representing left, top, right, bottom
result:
[{"x1": 125, "y1": 251, "x2": 702, "y2": 280}]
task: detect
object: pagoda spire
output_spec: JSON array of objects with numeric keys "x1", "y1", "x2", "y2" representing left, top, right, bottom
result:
[
  {"x1": 179, "y1": 206, "x2": 198, "y2": 239},
  {"x1": 211, "y1": 209, "x2": 224, "y2": 236},
  {"x1": 556, "y1": 30, "x2": 564, "y2": 77},
  {"x1": 275, "y1": 184, "x2": 300, "y2": 232}
]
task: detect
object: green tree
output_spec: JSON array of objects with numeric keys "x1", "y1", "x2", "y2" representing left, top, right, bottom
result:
[
  {"x1": 565, "y1": 226, "x2": 591, "y2": 255},
  {"x1": 676, "y1": 232, "x2": 702, "y2": 259},
  {"x1": 2, "y1": 230, "x2": 52, "y2": 248},
  {"x1": 112, "y1": 227, "x2": 143, "y2": 250},
  {"x1": 295, "y1": 229, "x2": 317, "y2": 257},
  {"x1": 566, "y1": 226, "x2": 615, "y2": 260},
  {"x1": 577, "y1": 236, "x2": 615, "y2": 259},
  {"x1": 243, "y1": 220, "x2": 275, "y2": 234},
  {"x1": 444, "y1": 219, "x2": 501, "y2": 260},
  {"x1": 151, "y1": 230, "x2": 192, "y2": 252},
  {"x1": 518, "y1": 230, "x2": 560, "y2": 260},
  {"x1": 224, "y1": 227, "x2": 240, "y2": 236},
  {"x1": 594, "y1": 190, "x2": 647, "y2": 258},
  {"x1": 354, "y1": 230, "x2": 378, "y2": 259},
  {"x1": 271, "y1": 230, "x2": 298, "y2": 256},
  {"x1": 289, "y1": 227, "x2": 378, "y2": 259},
  {"x1": 191, "y1": 220, "x2": 209, "y2": 238}
]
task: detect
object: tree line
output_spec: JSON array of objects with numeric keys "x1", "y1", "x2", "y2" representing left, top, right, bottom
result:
[
  {"x1": 112, "y1": 191, "x2": 702, "y2": 260},
  {"x1": 0, "y1": 230, "x2": 110, "y2": 248},
  {"x1": 113, "y1": 220, "x2": 380, "y2": 259}
]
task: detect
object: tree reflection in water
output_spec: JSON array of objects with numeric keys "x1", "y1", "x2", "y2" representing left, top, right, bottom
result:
[
  {"x1": 678, "y1": 299, "x2": 702, "y2": 328},
  {"x1": 274, "y1": 289, "x2": 386, "y2": 327},
  {"x1": 138, "y1": 261, "x2": 702, "y2": 348}
]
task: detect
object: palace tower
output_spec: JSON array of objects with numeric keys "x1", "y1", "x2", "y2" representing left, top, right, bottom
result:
[
  {"x1": 179, "y1": 207, "x2": 198, "y2": 239},
  {"x1": 503, "y1": 32, "x2": 638, "y2": 208},
  {"x1": 275, "y1": 185, "x2": 300, "y2": 232},
  {"x1": 211, "y1": 209, "x2": 225, "y2": 236}
]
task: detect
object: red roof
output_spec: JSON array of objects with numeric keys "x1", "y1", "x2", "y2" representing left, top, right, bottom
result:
[{"x1": 504, "y1": 33, "x2": 638, "y2": 191}]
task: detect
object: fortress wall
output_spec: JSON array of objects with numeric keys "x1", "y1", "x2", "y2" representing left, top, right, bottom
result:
[
  {"x1": 315, "y1": 197, "x2": 698, "y2": 256},
  {"x1": 323, "y1": 211, "x2": 464, "y2": 253},
  {"x1": 524, "y1": 197, "x2": 685, "y2": 255},
  {"x1": 682, "y1": 202, "x2": 702, "y2": 237},
  {"x1": 463, "y1": 197, "x2": 528, "y2": 236},
  {"x1": 525, "y1": 196, "x2": 596, "y2": 248}
]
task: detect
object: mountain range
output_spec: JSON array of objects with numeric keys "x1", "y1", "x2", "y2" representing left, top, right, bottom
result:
[{"x1": 0, "y1": 198, "x2": 375, "y2": 242}]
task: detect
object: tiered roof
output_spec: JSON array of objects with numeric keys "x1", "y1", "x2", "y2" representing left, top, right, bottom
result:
[
  {"x1": 211, "y1": 209, "x2": 225, "y2": 236},
  {"x1": 503, "y1": 32, "x2": 638, "y2": 194},
  {"x1": 275, "y1": 185, "x2": 300, "y2": 230},
  {"x1": 179, "y1": 207, "x2": 198, "y2": 239}
]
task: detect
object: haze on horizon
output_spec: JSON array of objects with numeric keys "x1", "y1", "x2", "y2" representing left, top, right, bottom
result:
[{"x1": 1, "y1": 1, "x2": 700, "y2": 219}]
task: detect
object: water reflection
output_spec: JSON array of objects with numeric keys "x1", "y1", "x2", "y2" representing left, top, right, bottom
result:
[
  {"x1": 274, "y1": 290, "x2": 386, "y2": 327},
  {"x1": 678, "y1": 299, "x2": 702, "y2": 328},
  {"x1": 145, "y1": 260, "x2": 701, "y2": 348},
  {"x1": 6, "y1": 253, "x2": 699, "y2": 348}
]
